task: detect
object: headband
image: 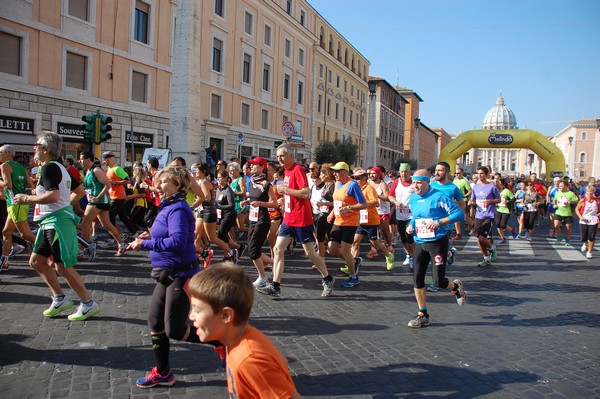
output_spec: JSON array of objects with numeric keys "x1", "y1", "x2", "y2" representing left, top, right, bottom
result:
[{"x1": 412, "y1": 175, "x2": 429, "y2": 181}]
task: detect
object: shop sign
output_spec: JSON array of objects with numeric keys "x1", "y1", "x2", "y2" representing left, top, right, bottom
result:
[
  {"x1": 0, "y1": 116, "x2": 34, "y2": 134},
  {"x1": 126, "y1": 131, "x2": 153, "y2": 146},
  {"x1": 57, "y1": 122, "x2": 85, "y2": 140}
]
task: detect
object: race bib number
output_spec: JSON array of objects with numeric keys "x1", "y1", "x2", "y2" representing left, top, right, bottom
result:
[
  {"x1": 476, "y1": 199, "x2": 487, "y2": 210},
  {"x1": 249, "y1": 205, "x2": 259, "y2": 222},
  {"x1": 500, "y1": 197, "x2": 507, "y2": 206},
  {"x1": 399, "y1": 206, "x2": 410, "y2": 214},
  {"x1": 526, "y1": 203, "x2": 536, "y2": 212},
  {"x1": 85, "y1": 189, "x2": 92, "y2": 201},
  {"x1": 333, "y1": 200, "x2": 343, "y2": 216},
  {"x1": 587, "y1": 216, "x2": 598, "y2": 225},
  {"x1": 216, "y1": 208, "x2": 222, "y2": 220},
  {"x1": 415, "y1": 218, "x2": 435, "y2": 239},
  {"x1": 320, "y1": 205, "x2": 329, "y2": 213},
  {"x1": 359, "y1": 209, "x2": 369, "y2": 224},
  {"x1": 284, "y1": 194, "x2": 291, "y2": 213},
  {"x1": 557, "y1": 197, "x2": 568, "y2": 207}
]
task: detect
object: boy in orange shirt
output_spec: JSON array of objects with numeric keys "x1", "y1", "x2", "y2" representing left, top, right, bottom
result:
[{"x1": 187, "y1": 263, "x2": 302, "y2": 399}]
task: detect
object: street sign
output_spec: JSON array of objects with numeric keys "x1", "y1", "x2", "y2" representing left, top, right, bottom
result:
[
  {"x1": 237, "y1": 132, "x2": 245, "y2": 145},
  {"x1": 281, "y1": 121, "x2": 294, "y2": 138}
]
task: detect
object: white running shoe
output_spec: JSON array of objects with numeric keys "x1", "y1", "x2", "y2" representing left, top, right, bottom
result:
[{"x1": 252, "y1": 276, "x2": 269, "y2": 288}]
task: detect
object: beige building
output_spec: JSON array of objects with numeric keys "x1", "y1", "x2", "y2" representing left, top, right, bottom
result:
[
  {"x1": 0, "y1": 0, "x2": 173, "y2": 165},
  {"x1": 551, "y1": 119, "x2": 600, "y2": 181},
  {"x1": 312, "y1": 12, "x2": 370, "y2": 167},
  {"x1": 395, "y1": 86, "x2": 423, "y2": 163},
  {"x1": 365, "y1": 77, "x2": 406, "y2": 170}
]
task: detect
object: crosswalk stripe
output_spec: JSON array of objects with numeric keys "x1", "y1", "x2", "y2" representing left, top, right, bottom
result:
[
  {"x1": 507, "y1": 237, "x2": 535, "y2": 256},
  {"x1": 543, "y1": 238, "x2": 589, "y2": 261}
]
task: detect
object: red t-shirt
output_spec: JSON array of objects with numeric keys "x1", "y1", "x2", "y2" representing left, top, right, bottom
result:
[{"x1": 283, "y1": 162, "x2": 313, "y2": 227}]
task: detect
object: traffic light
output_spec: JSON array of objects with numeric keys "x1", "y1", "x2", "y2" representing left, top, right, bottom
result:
[
  {"x1": 81, "y1": 114, "x2": 96, "y2": 143},
  {"x1": 99, "y1": 115, "x2": 112, "y2": 143}
]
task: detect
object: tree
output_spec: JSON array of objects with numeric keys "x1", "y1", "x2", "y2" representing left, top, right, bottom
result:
[
  {"x1": 314, "y1": 137, "x2": 359, "y2": 166},
  {"x1": 338, "y1": 137, "x2": 358, "y2": 167}
]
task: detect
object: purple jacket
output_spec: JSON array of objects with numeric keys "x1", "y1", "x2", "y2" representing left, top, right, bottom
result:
[{"x1": 142, "y1": 196, "x2": 198, "y2": 274}]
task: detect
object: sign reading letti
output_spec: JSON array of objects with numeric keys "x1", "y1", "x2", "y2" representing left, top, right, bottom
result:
[{"x1": 0, "y1": 116, "x2": 34, "y2": 133}]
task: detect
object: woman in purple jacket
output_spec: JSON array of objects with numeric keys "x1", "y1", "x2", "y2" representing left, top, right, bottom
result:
[{"x1": 128, "y1": 166, "x2": 206, "y2": 388}]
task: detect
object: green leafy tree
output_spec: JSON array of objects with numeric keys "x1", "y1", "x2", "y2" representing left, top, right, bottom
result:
[
  {"x1": 338, "y1": 137, "x2": 358, "y2": 166},
  {"x1": 314, "y1": 141, "x2": 341, "y2": 164}
]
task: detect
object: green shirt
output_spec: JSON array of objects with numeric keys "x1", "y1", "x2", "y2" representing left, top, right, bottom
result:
[
  {"x1": 497, "y1": 188, "x2": 514, "y2": 214},
  {"x1": 4, "y1": 160, "x2": 27, "y2": 206},
  {"x1": 453, "y1": 177, "x2": 471, "y2": 199},
  {"x1": 553, "y1": 190, "x2": 579, "y2": 217}
]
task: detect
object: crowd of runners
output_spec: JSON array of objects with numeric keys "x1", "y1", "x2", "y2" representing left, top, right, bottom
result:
[{"x1": 1, "y1": 132, "x2": 599, "y2": 391}]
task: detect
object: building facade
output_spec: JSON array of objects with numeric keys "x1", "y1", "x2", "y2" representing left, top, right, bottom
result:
[
  {"x1": 0, "y1": 0, "x2": 173, "y2": 166},
  {"x1": 551, "y1": 119, "x2": 600, "y2": 181}
]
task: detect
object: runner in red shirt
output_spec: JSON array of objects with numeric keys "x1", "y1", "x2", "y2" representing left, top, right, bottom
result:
[{"x1": 256, "y1": 143, "x2": 334, "y2": 298}]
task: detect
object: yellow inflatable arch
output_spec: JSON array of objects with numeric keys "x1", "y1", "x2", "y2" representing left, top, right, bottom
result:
[{"x1": 438, "y1": 129, "x2": 565, "y2": 178}]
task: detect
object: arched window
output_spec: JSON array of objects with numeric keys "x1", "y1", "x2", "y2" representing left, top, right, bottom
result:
[
  {"x1": 581, "y1": 131, "x2": 587, "y2": 140},
  {"x1": 319, "y1": 27, "x2": 324, "y2": 47},
  {"x1": 328, "y1": 34, "x2": 333, "y2": 54},
  {"x1": 579, "y1": 152, "x2": 587, "y2": 163}
]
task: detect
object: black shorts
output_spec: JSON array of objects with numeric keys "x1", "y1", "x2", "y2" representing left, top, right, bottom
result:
[
  {"x1": 474, "y1": 218, "x2": 494, "y2": 238},
  {"x1": 397, "y1": 220, "x2": 415, "y2": 244},
  {"x1": 202, "y1": 204, "x2": 218, "y2": 223},
  {"x1": 90, "y1": 202, "x2": 110, "y2": 211},
  {"x1": 34, "y1": 229, "x2": 64, "y2": 263},
  {"x1": 356, "y1": 225, "x2": 379, "y2": 241},
  {"x1": 494, "y1": 212, "x2": 511, "y2": 229},
  {"x1": 329, "y1": 225, "x2": 358, "y2": 244},
  {"x1": 248, "y1": 221, "x2": 270, "y2": 260},
  {"x1": 554, "y1": 215, "x2": 573, "y2": 225}
]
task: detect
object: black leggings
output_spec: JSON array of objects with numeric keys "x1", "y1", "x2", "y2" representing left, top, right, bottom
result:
[
  {"x1": 580, "y1": 224, "x2": 597, "y2": 243},
  {"x1": 147, "y1": 276, "x2": 196, "y2": 341},
  {"x1": 413, "y1": 236, "x2": 450, "y2": 289},
  {"x1": 218, "y1": 211, "x2": 237, "y2": 243},
  {"x1": 523, "y1": 211, "x2": 537, "y2": 230},
  {"x1": 109, "y1": 199, "x2": 138, "y2": 235}
]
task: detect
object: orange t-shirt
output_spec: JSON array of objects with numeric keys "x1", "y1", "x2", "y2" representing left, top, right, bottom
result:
[
  {"x1": 360, "y1": 181, "x2": 380, "y2": 225},
  {"x1": 106, "y1": 165, "x2": 128, "y2": 200},
  {"x1": 332, "y1": 181, "x2": 360, "y2": 226},
  {"x1": 226, "y1": 326, "x2": 298, "y2": 399}
]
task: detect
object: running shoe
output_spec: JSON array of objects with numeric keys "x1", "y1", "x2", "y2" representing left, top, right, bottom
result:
[
  {"x1": 452, "y1": 279, "x2": 467, "y2": 306},
  {"x1": 586, "y1": 252, "x2": 593, "y2": 259},
  {"x1": 230, "y1": 248, "x2": 239, "y2": 264},
  {"x1": 136, "y1": 367, "x2": 175, "y2": 388},
  {"x1": 8, "y1": 244, "x2": 25, "y2": 257},
  {"x1": 515, "y1": 233, "x2": 523, "y2": 239},
  {"x1": 581, "y1": 243, "x2": 587, "y2": 252},
  {"x1": 365, "y1": 248, "x2": 378, "y2": 259},
  {"x1": 426, "y1": 283, "x2": 439, "y2": 292},
  {"x1": 447, "y1": 247, "x2": 457, "y2": 266},
  {"x1": 489, "y1": 245, "x2": 497, "y2": 261},
  {"x1": 340, "y1": 265, "x2": 349, "y2": 275},
  {"x1": 116, "y1": 242, "x2": 127, "y2": 257},
  {"x1": 321, "y1": 277, "x2": 334, "y2": 297},
  {"x1": 341, "y1": 276, "x2": 359, "y2": 288},
  {"x1": 0, "y1": 256, "x2": 9, "y2": 272},
  {"x1": 202, "y1": 248, "x2": 214, "y2": 268},
  {"x1": 354, "y1": 257, "x2": 363, "y2": 275},
  {"x1": 385, "y1": 252, "x2": 395, "y2": 271},
  {"x1": 85, "y1": 242, "x2": 97, "y2": 261},
  {"x1": 43, "y1": 295, "x2": 74, "y2": 317},
  {"x1": 252, "y1": 276, "x2": 269, "y2": 288},
  {"x1": 407, "y1": 312, "x2": 430, "y2": 328},
  {"x1": 564, "y1": 240, "x2": 570, "y2": 246},
  {"x1": 98, "y1": 239, "x2": 116, "y2": 249},
  {"x1": 555, "y1": 237, "x2": 563, "y2": 245},
  {"x1": 498, "y1": 238, "x2": 506, "y2": 244},
  {"x1": 478, "y1": 258, "x2": 491, "y2": 267},
  {"x1": 402, "y1": 255, "x2": 412, "y2": 266},
  {"x1": 67, "y1": 301, "x2": 100, "y2": 321},
  {"x1": 256, "y1": 282, "x2": 281, "y2": 297}
]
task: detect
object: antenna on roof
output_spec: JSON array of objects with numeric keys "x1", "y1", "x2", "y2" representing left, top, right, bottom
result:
[{"x1": 396, "y1": 69, "x2": 400, "y2": 86}]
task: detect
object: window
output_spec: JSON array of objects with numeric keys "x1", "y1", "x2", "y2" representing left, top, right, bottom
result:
[
  {"x1": 297, "y1": 81, "x2": 303, "y2": 105},
  {"x1": 69, "y1": 0, "x2": 89, "y2": 21},
  {"x1": 582, "y1": 131, "x2": 587, "y2": 140},
  {"x1": 318, "y1": 94, "x2": 322, "y2": 113},
  {"x1": 298, "y1": 48, "x2": 304, "y2": 67},
  {"x1": 262, "y1": 63, "x2": 270, "y2": 91},
  {"x1": 319, "y1": 63, "x2": 323, "y2": 79},
  {"x1": 342, "y1": 107, "x2": 346, "y2": 123},
  {"x1": 326, "y1": 99, "x2": 331, "y2": 116},
  {"x1": 244, "y1": 12, "x2": 253, "y2": 35},
  {"x1": 261, "y1": 109, "x2": 269, "y2": 130},
  {"x1": 66, "y1": 52, "x2": 86, "y2": 90},
  {"x1": 264, "y1": 25, "x2": 271, "y2": 46},
  {"x1": 350, "y1": 110, "x2": 353, "y2": 125},
  {"x1": 134, "y1": 1, "x2": 149, "y2": 44},
  {"x1": 579, "y1": 152, "x2": 587, "y2": 163},
  {"x1": 214, "y1": 0, "x2": 224, "y2": 17},
  {"x1": 335, "y1": 103, "x2": 339, "y2": 119},
  {"x1": 284, "y1": 39, "x2": 291, "y2": 58},
  {"x1": 132, "y1": 71, "x2": 148, "y2": 103},
  {"x1": 242, "y1": 53, "x2": 252, "y2": 84},
  {"x1": 286, "y1": 0, "x2": 292, "y2": 14},
  {"x1": 0, "y1": 32, "x2": 21, "y2": 76},
  {"x1": 258, "y1": 148, "x2": 271, "y2": 158},
  {"x1": 211, "y1": 93, "x2": 222, "y2": 119},
  {"x1": 300, "y1": 10, "x2": 306, "y2": 26},
  {"x1": 241, "y1": 103, "x2": 250, "y2": 126},
  {"x1": 336, "y1": 75, "x2": 340, "y2": 88},
  {"x1": 328, "y1": 70, "x2": 332, "y2": 83},
  {"x1": 283, "y1": 73, "x2": 290, "y2": 100},
  {"x1": 212, "y1": 38, "x2": 223, "y2": 72}
]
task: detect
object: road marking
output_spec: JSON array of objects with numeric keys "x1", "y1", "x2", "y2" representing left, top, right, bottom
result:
[
  {"x1": 544, "y1": 238, "x2": 589, "y2": 261},
  {"x1": 507, "y1": 238, "x2": 535, "y2": 256}
]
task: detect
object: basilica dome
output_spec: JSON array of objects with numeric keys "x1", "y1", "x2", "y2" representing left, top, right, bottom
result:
[{"x1": 482, "y1": 92, "x2": 517, "y2": 130}]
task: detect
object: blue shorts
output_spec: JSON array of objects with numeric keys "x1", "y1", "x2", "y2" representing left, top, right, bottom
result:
[
  {"x1": 356, "y1": 225, "x2": 379, "y2": 241},
  {"x1": 278, "y1": 222, "x2": 315, "y2": 244}
]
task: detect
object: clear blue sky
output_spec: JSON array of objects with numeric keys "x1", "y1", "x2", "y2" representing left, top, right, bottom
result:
[{"x1": 308, "y1": 0, "x2": 600, "y2": 137}]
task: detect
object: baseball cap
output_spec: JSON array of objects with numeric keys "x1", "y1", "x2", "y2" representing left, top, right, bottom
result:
[
  {"x1": 248, "y1": 156, "x2": 267, "y2": 168},
  {"x1": 352, "y1": 169, "x2": 368, "y2": 178},
  {"x1": 101, "y1": 151, "x2": 115, "y2": 159},
  {"x1": 331, "y1": 162, "x2": 350, "y2": 172}
]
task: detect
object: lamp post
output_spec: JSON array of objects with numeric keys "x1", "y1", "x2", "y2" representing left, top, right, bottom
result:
[
  {"x1": 568, "y1": 136, "x2": 574, "y2": 178},
  {"x1": 366, "y1": 81, "x2": 377, "y2": 168},
  {"x1": 414, "y1": 118, "x2": 420, "y2": 168}
]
